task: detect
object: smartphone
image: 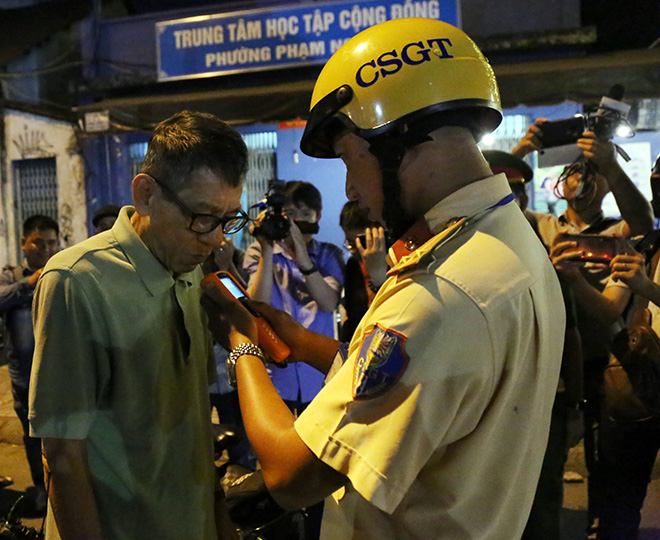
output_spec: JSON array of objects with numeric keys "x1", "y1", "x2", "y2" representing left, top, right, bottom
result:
[
  {"x1": 538, "y1": 117, "x2": 586, "y2": 148},
  {"x1": 558, "y1": 233, "x2": 619, "y2": 264},
  {"x1": 356, "y1": 233, "x2": 367, "y2": 248},
  {"x1": 201, "y1": 271, "x2": 290, "y2": 364}
]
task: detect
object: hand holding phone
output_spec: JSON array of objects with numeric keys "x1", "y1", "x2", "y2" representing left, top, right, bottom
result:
[{"x1": 201, "y1": 271, "x2": 290, "y2": 364}]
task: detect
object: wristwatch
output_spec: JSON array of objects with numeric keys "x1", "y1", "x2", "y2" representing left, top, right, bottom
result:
[{"x1": 226, "y1": 343, "x2": 266, "y2": 388}]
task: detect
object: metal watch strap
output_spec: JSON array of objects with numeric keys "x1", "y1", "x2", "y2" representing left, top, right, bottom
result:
[{"x1": 226, "y1": 343, "x2": 266, "y2": 387}]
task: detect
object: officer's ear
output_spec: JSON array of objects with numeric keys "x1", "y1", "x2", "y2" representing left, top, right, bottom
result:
[{"x1": 132, "y1": 174, "x2": 158, "y2": 216}]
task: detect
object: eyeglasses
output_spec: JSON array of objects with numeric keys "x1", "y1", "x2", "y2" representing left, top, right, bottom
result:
[{"x1": 148, "y1": 174, "x2": 250, "y2": 235}]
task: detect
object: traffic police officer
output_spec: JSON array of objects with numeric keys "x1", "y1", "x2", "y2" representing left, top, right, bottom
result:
[{"x1": 202, "y1": 17, "x2": 565, "y2": 539}]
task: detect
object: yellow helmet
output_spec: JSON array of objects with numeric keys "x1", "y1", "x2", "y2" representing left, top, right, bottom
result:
[{"x1": 300, "y1": 18, "x2": 502, "y2": 158}]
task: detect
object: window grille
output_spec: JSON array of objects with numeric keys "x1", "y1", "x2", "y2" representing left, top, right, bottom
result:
[
  {"x1": 12, "y1": 157, "x2": 58, "y2": 260},
  {"x1": 128, "y1": 142, "x2": 148, "y2": 178},
  {"x1": 240, "y1": 132, "x2": 278, "y2": 250}
]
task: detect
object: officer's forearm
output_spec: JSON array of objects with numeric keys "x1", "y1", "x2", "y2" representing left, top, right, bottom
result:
[{"x1": 235, "y1": 354, "x2": 347, "y2": 509}]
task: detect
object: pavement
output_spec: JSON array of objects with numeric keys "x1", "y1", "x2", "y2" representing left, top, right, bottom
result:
[{"x1": 1, "y1": 358, "x2": 660, "y2": 538}]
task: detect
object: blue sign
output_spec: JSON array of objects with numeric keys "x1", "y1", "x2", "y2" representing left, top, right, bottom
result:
[{"x1": 156, "y1": 0, "x2": 459, "y2": 81}]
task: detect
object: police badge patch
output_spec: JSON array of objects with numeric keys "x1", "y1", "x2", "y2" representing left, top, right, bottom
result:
[{"x1": 353, "y1": 324, "x2": 409, "y2": 400}]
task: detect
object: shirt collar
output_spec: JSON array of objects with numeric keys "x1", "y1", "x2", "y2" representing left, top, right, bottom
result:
[
  {"x1": 112, "y1": 206, "x2": 196, "y2": 296},
  {"x1": 387, "y1": 174, "x2": 512, "y2": 267},
  {"x1": 424, "y1": 173, "x2": 512, "y2": 235}
]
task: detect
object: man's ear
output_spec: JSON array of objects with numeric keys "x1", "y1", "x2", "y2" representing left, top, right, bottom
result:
[
  {"x1": 316, "y1": 210, "x2": 322, "y2": 223},
  {"x1": 132, "y1": 174, "x2": 157, "y2": 215}
]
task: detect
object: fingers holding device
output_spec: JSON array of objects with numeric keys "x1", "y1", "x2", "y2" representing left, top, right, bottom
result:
[{"x1": 201, "y1": 271, "x2": 290, "y2": 365}]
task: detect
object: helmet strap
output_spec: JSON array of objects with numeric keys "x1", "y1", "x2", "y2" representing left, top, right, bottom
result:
[{"x1": 368, "y1": 131, "x2": 432, "y2": 243}]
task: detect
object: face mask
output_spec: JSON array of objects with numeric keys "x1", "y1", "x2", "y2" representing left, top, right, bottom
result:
[{"x1": 294, "y1": 220, "x2": 320, "y2": 235}]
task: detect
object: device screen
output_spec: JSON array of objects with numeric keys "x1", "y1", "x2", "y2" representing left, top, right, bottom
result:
[
  {"x1": 561, "y1": 234, "x2": 618, "y2": 264},
  {"x1": 219, "y1": 276, "x2": 247, "y2": 301}
]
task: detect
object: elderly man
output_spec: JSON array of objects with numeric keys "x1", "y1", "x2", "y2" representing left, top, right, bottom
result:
[{"x1": 30, "y1": 111, "x2": 249, "y2": 540}]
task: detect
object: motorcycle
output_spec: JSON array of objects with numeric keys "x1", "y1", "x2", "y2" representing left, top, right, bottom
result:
[{"x1": 214, "y1": 424, "x2": 308, "y2": 540}]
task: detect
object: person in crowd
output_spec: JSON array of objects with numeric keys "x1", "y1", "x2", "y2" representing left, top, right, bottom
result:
[
  {"x1": 481, "y1": 149, "x2": 533, "y2": 211},
  {"x1": 29, "y1": 111, "x2": 248, "y2": 540},
  {"x1": 202, "y1": 239, "x2": 256, "y2": 470},
  {"x1": 201, "y1": 18, "x2": 565, "y2": 539},
  {"x1": 512, "y1": 118, "x2": 652, "y2": 244},
  {"x1": 0, "y1": 214, "x2": 59, "y2": 513},
  {"x1": 550, "y1": 157, "x2": 660, "y2": 540},
  {"x1": 511, "y1": 118, "x2": 654, "y2": 537},
  {"x1": 91, "y1": 204, "x2": 121, "y2": 234},
  {"x1": 483, "y1": 150, "x2": 584, "y2": 540},
  {"x1": 244, "y1": 180, "x2": 344, "y2": 415},
  {"x1": 338, "y1": 201, "x2": 387, "y2": 341}
]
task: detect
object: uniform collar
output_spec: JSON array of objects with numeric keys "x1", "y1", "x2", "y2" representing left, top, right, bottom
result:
[
  {"x1": 387, "y1": 174, "x2": 512, "y2": 270},
  {"x1": 112, "y1": 206, "x2": 195, "y2": 297}
]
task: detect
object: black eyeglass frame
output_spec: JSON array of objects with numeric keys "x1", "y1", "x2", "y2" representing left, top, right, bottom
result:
[{"x1": 147, "y1": 174, "x2": 249, "y2": 235}]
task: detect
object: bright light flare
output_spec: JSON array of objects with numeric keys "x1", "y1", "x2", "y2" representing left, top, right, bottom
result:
[
  {"x1": 616, "y1": 125, "x2": 632, "y2": 138},
  {"x1": 481, "y1": 133, "x2": 495, "y2": 146}
]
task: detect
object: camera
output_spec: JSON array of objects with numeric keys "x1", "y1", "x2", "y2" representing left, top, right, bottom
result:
[
  {"x1": 251, "y1": 180, "x2": 321, "y2": 241},
  {"x1": 251, "y1": 180, "x2": 290, "y2": 241},
  {"x1": 538, "y1": 85, "x2": 631, "y2": 148}
]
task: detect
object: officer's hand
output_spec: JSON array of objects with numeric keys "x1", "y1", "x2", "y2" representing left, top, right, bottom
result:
[
  {"x1": 201, "y1": 281, "x2": 258, "y2": 351},
  {"x1": 246, "y1": 300, "x2": 324, "y2": 364}
]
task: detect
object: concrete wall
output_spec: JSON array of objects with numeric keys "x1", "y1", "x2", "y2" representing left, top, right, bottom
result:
[{"x1": 1, "y1": 110, "x2": 86, "y2": 267}]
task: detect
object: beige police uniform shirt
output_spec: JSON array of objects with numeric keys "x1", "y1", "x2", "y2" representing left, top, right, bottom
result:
[{"x1": 295, "y1": 174, "x2": 565, "y2": 539}]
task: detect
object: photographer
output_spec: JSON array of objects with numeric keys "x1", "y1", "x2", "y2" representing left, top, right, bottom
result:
[
  {"x1": 244, "y1": 180, "x2": 344, "y2": 415},
  {"x1": 516, "y1": 117, "x2": 653, "y2": 537},
  {"x1": 514, "y1": 122, "x2": 652, "y2": 244},
  {"x1": 551, "y1": 226, "x2": 660, "y2": 539}
]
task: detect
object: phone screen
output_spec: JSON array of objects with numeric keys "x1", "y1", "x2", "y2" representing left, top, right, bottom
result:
[
  {"x1": 562, "y1": 234, "x2": 617, "y2": 264},
  {"x1": 219, "y1": 276, "x2": 247, "y2": 301}
]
